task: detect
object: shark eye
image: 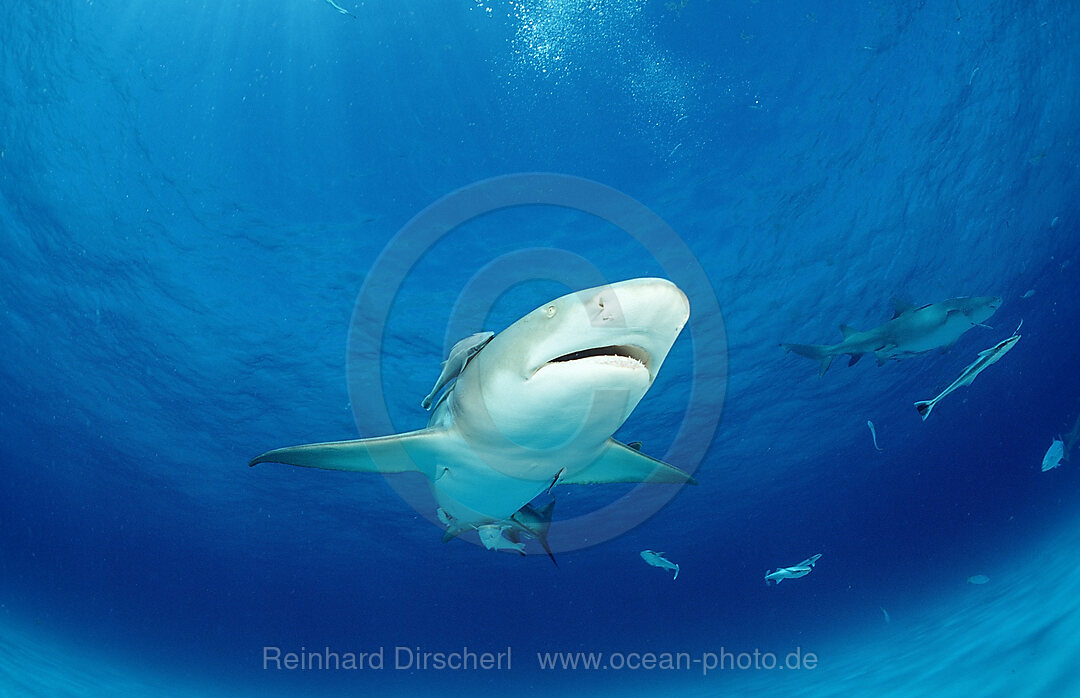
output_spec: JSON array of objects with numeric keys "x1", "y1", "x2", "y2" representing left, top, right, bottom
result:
[{"x1": 545, "y1": 305, "x2": 557, "y2": 318}]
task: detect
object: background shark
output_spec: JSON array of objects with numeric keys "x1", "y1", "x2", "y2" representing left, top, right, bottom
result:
[
  {"x1": 1063, "y1": 402, "x2": 1080, "y2": 462},
  {"x1": 250, "y1": 278, "x2": 695, "y2": 554},
  {"x1": 782, "y1": 296, "x2": 1001, "y2": 376}
]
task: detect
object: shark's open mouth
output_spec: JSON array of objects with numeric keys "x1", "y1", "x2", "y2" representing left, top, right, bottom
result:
[{"x1": 547, "y1": 344, "x2": 651, "y2": 370}]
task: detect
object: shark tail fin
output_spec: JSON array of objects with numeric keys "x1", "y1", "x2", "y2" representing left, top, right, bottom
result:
[
  {"x1": 540, "y1": 540, "x2": 558, "y2": 567},
  {"x1": 673, "y1": 564, "x2": 679, "y2": 580},
  {"x1": 915, "y1": 400, "x2": 934, "y2": 421},
  {"x1": 532, "y1": 500, "x2": 558, "y2": 568},
  {"x1": 781, "y1": 343, "x2": 834, "y2": 377},
  {"x1": 512, "y1": 500, "x2": 559, "y2": 567}
]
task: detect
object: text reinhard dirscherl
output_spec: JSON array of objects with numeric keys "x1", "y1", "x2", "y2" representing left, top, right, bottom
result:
[
  {"x1": 262, "y1": 646, "x2": 512, "y2": 672},
  {"x1": 262, "y1": 646, "x2": 819, "y2": 676}
]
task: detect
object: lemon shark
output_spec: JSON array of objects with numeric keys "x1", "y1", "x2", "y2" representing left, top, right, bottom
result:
[
  {"x1": 250, "y1": 278, "x2": 696, "y2": 555},
  {"x1": 781, "y1": 296, "x2": 1001, "y2": 376}
]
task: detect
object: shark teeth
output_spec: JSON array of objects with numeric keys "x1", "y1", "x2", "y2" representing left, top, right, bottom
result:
[{"x1": 548, "y1": 344, "x2": 650, "y2": 370}]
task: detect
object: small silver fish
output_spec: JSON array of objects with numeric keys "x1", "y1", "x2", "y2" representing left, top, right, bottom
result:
[
  {"x1": 1042, "y1": 439, "x2": 1064, "y2": 472},
  {"x1": 867, "y1": 420, "x2": 883, "y2": 452},
  {"x1": 641, "y1": 550, "x2": 679, "y2": 580},
  {"x1": 324, "y1": 0, "x2": 355, "y2": 17}
]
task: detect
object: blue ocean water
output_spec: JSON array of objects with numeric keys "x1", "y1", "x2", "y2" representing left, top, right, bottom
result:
[{"x1": 2, "y1": 0, "x2": 1079, "y2": 695}]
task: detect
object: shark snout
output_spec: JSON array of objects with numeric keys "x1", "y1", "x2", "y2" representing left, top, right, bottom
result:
[
  {"x1": 971, "y1": 295, "x2": 1002, "y2": 323},
  {"x1": 519, "y1": 278, "x2": 690, "y2": 379},
  {"x1": 586, "y1": 278, "x2": 689, "y2": 331}
]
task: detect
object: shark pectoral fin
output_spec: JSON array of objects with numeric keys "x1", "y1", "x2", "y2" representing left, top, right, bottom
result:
[
  {"x1": 249, "y1": 427, "x2": 447, "y2": 480},
  {"x1": 558, "y1": 440, "x2": 697, "y2": 485}
]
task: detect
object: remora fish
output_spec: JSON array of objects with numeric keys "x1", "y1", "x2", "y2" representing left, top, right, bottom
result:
[
  {"x1": 1042, "y1": 439, "x2": 1064, "y2": 472},
  {"x1": 324, "y1": 0, "x2": 356, "y2": 17},
  {"x1": 765, "y1": 553, "x2": 822, "y2": 585},
  {"x1": 251, "y1": 278, "x2": 695, "y2": 556},
  {"x1": 439, "y1": 500, "x2": 558, "y2": 565},
  {"x1": 782, "y1": 296, "x2": 1001, "y2": 376},
  {"x1": 867, "y1": 420, "x2": 884, "y2": 452},
  {"x1": 640, "y1": 550, "x2": 680, "y2": 579},
  {"x1": 914, "y1": 322, "x2": 1022, "y2": 420},
  {"x1": 421, "y1": 331, "x2": 494, "y2": 409}
]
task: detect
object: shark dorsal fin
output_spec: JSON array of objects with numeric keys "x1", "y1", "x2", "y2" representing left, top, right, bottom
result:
[
  {"x1": 840, "y1": 324, "x2": 859, "y2": 339},
  {"x1": 891, "y1": 298, "x2": 916, "y2": 318}
]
